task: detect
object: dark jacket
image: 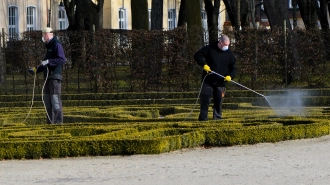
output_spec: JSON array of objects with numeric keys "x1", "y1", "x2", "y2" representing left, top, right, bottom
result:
[
  {"x1": 37, "y1": 36, "x2": 66, "y2": 81},
  {"x1": 194, "y1": 42, "x2": 236, "y2": 87}
]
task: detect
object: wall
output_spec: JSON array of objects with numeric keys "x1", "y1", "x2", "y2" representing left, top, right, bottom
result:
[
  {"x1": 103, "y1": 0, "x2": 182, "y2": 30},
  {"x1": 0, "y1": 0, "x2": 65, "y2": 37},
  {"x1": 1, "y1": 0, "x2": 47, "y2": 35},
  {"x1": 103, "y1": 0, "x2": 132, "y2": 29}
]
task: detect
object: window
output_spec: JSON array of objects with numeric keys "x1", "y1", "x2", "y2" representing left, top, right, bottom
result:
[
  {"x1": 201, "y1": 10, "x2": 209, "y2": 44},
  {"x1": 119, "y1": 8, "x2": 127, "y2": 29},
  {"x1": 148, "y1": 9, "x2": 151, "y2": 30},
  {"x1": 288, "y1": 0, "x2": 299, "y2": 9},
  {"x1": 59, "y1": 9, "x2": 68, "y2": 30},
  {"x1": 261, "y1": 0, "x2": 264, "y2": 11},
  {"x1": 201, "y1": 10, "x2": 208, "y2": 31},
  {"x1": 168, "y1": 9, "x2": 176, "y2": 30},
  {"x1": 27, "y1": 6, "x2": 36, "y2": 31},
  {"x1": 288, "y1": 0, "x2": 292, "y2": 8},
  {"x1": 9, "y1": 6, "x2": 19, "y2": 39}
]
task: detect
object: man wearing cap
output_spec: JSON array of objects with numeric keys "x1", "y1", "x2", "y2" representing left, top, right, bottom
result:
[{"x1": 28, "y1": 27, "x2": 66, "y2": 124}]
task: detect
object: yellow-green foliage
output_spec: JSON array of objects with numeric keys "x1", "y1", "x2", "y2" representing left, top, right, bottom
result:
[
  {"x1": 0, "y1": 117, "x2": 329, "y2": 159},
  {"x1": 1, "y1": 90, "x2": 330, "y2": 159}
]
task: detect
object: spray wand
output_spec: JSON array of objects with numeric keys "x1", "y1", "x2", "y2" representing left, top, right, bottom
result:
[
  {"x1": 23, "y1": 65, "x2": 53, "y2": 124},
  {"x1": 210, "y1": 71, "x2": 266, "y2": 98}
]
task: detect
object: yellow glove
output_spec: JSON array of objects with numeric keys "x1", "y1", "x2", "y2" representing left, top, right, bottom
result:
[
  {"x1": 28, "y1": 67, "x2": 36, "y2": 75},
  {"x1": 224, "y1": 75, "x2": 231, "y2": 82},
  {"x1": 203, "y1": 65, "x2": 211, "y2": 73}
]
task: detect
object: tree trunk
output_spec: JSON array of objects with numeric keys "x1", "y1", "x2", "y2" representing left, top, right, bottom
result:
[
  {"x1": 222, "y1": 0, "x2": 240, "y2": 31},
  {"x1": 241, "y1": 0, "x2": 257, "y2": 28},
  {"x1": 297, "y1": 0, "x2": 318, "y2": 29},
  {"x1": 186, "y1": 0, "x2": 202, "y2": 27},
  {"x1": 177, "y1": 0, "x2": 187, "y2": 27},
  {"x1": 64, "y1": 0, "x2": 99, "y2": 31},
  {"x1": 151, "y1": 0, "x2": 163, "y2": 30},
  {"x1": 186, "y1": 0, "x2": 203, "y2": 48},
  {"x1": 0, "y1": 44, "x2": 4, "y2": 84},
  {"x1": 292, "y1": 0, "x2": 298, "y2": 28},
  {"x1": 263, "y1": 0, "x2": 299, "y2": 83},
  {"x1": 313, "y1": 0, "x2": 330, "y2": 59},
  {"x1": 204, "y1": 0, "x2": 220, "y2": 43},
  {"x1": 328, "y1": 2, "x2": 330, "y2": 18},
  {"x1": 97, "y1": 0, "x2": 104, "y2": 30},
  {"x1": 237, "y1": 0, "x2": 241, "y2": 28},
  {"x1": 64, "y1": 0, "x2": 77, "y2": 30},
  {"x1": 131, "y1": 0, "x2": 148, "y2": 30},
  {"x1": 63, "y1": 0, "x2": 102, "y2": 69},
  {"x1": 263, "y1": 0, "x2": 292, "y2": 30},
  {"x1": 313, "y1": 0, "x2": 330, "y2": 30}
]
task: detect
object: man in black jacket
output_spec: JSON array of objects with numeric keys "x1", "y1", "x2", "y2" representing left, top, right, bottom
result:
[
  {"x1": 194, "y1": 35, "x2": 236, "y2": 121},
  {"x1": 29, "y1": 27, "x2": 66, "y2": 124}
]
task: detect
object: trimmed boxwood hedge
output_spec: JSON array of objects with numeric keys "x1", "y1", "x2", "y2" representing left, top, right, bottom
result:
[
  {"x1": 0, "y1": 118, "x2": 329, "y2": 159},
  {"x1": 1, "y1": 89, "x2": 330, "y2": 159}
]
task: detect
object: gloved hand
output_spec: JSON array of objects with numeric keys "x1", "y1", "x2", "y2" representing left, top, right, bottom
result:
[
  {"x1": 224, "y1": 75, "x2": 231, "y2": 82},
  {"x1": 41, "y1": 60, "x2": 49, "y2": 66},
  {"x1": 28, "y1": 67, "x2": 36, "y2": 75},
  {"x1": 203, "y1": 64, "x2": 211, "y2": 73}
]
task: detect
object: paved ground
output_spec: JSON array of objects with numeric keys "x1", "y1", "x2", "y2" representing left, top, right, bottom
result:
[{"x1": 1, "y1": 135, "x2": 330, "y2": 185}]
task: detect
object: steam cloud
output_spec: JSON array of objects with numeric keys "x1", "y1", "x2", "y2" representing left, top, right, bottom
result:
[{"x1": 265, "y1": 90, "x2": 306, "y2": 116}]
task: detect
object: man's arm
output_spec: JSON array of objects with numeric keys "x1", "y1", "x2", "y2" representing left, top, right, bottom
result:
[
  {"x1": 36, "y1": 65, "x2": 44, "y2": 73},
  {"x1": 194, "y1": 46, "x2": 209, "y2": 67},
  {"x1": 48, "y1": 44, "x2": 66, "y2": 66}
]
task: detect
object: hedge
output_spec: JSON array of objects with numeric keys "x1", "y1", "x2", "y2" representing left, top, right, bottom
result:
[{"x1": 0, "y1": 118, "x2": 329, "y2": 159}]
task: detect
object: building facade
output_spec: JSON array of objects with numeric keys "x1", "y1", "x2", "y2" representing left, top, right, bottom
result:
[
  {"x1": 103, "y1": 0, "x2": 186, "y2": 30},
  {"x1": 0, "y1": 0, "x2": 68, "y2": 40},
  {"x1": 0, "y1": 0, "x2": 312, "y2": 40},
  {"x1": 0, "y1": 0, "x2": 226, "y2": 34}
]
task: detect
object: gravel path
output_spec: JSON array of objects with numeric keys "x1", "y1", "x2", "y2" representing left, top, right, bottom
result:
[{"x1": 1, "y1": 135, "x2": 330, "y2": 185}]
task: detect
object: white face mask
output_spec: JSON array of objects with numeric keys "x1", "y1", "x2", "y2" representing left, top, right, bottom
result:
[
  {"x1": 222, "y1": 46, "x2": 229, "y2": 51},
  {"x1": 42, "y1": 36, "x2": 45, "y2": 43}
]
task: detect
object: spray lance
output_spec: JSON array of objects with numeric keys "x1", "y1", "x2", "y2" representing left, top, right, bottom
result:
[
  {"x1": 23, "y1": 64, "x2": 53, "y2": 124},
  {"x1": 210, "y1": 71, "x2": 266, "y2": 98},
  {"x1": 183, "y1": 71, "x2": 268, "y2": 121}
]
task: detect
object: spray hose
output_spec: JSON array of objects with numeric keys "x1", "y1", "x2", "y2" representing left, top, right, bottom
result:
[
  {"x1": 23, "y1": 66, "x2": 53, "y2": 124},
  {"x1": 210, "y1": 71, "x2": 266, "y2": 98},
  {"x1": 182, "y1": 71, "x2": 267, "y2": 121},
  {"x1": 182, "y1": 73, "x2": 211, "y2": 121},
  {"x1": 22, "y1": 71, "x2": 37, "y2": 123}
]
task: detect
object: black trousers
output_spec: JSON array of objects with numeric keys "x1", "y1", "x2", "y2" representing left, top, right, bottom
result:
[
  {"x1": 44, "y1": 80, "x2": 63, "y2": 124},
  {"x1": 198, "y1": 83, "x2": 225, "y2": 121}
]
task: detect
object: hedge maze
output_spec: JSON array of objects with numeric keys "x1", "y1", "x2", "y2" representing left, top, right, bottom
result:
[{"x1": 0, "y1": 90, "x2": 330, "y2": 159}]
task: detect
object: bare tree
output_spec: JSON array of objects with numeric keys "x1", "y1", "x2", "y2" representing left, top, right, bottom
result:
[
  {"x1": 61, "y1": 0, "x2": 104, "y2": 70},
  {"x1": 97, "y1": 0, "x2": 104, "y2": 30},
  {"x1": 204, "y1": 0, "x2": 221, "y2": 43},
  {"x1": 222, "y1": 0, "x2": 240, "y2": 31},
  {"x1": 220, "y1": 0, "x2": 255, "y2": 36},
  {"x1": 63, "y1": 0, "x2": 104, "y2": 31},
  {"x1": 263, "y1": 0, "x2": 292, "y2": 29},
  {"x1": 292, "y1": 0, "x2": 298, "y2": 28},
  {"x1": 151, "y1": 0, "x2": 163, "y2": 30},
  {"x1": 131, "y1": 0, "x2": 148, "y2": 30},
  {"x1": 0, "y1": 44, "x2": 4, "y2": 84},
  {"x1": 186, "y1": 0, "x2": 203, "y2": 47},
  {"x1": 296, "y1": 0, "x2": 319, "y2": 29},
  {"x1": 263, "y1": 0, "x2": 301, "y2": 84},
  {"x1": 177, "y1": 0, "x2": 187, "y2": 27},
  {"x1": 245, "y1": 0, "x2": 256, "y2": 28},
  {"x1": 314, "y1": 0, "x2": 330, "y2": 30},
  {"x1": 312, "y1": 0, "x2": 330, "y2": 59}
]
